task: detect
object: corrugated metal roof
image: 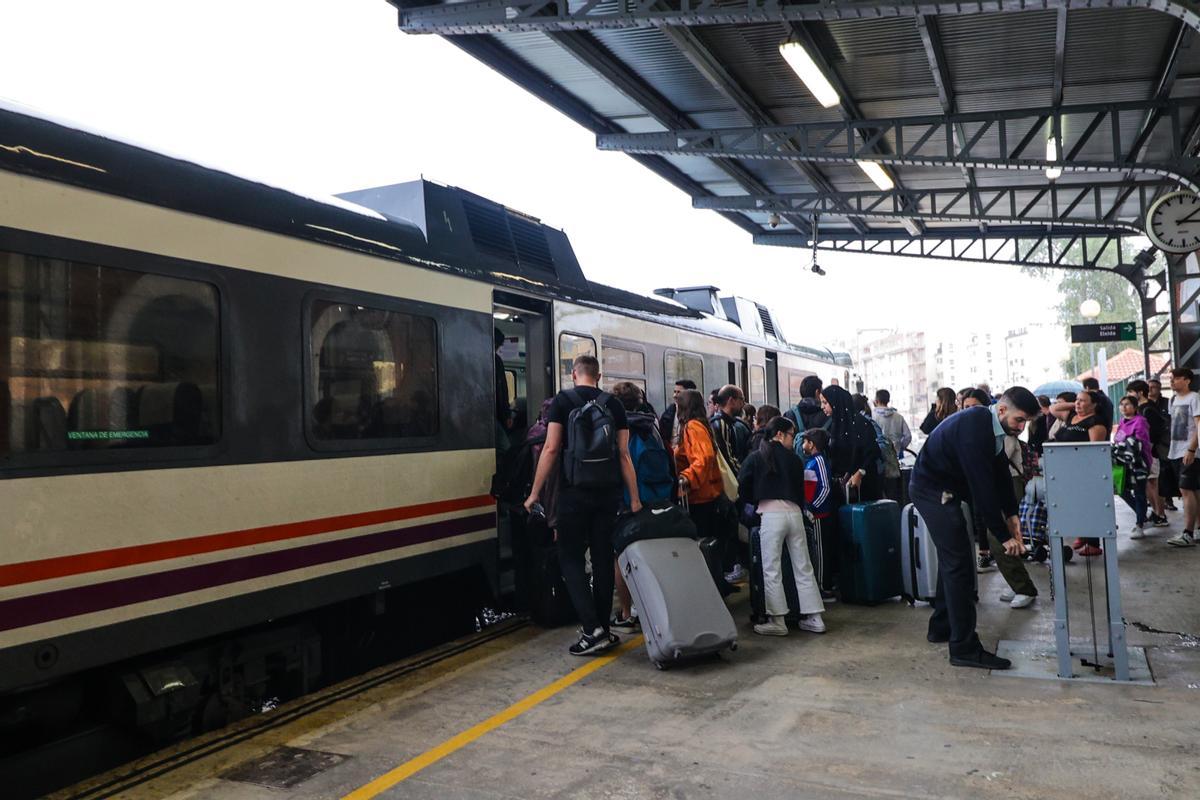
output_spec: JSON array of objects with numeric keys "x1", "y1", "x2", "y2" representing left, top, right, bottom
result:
[{"x1": 412, "y1": 5, "x2": 1194, "y2": 244}]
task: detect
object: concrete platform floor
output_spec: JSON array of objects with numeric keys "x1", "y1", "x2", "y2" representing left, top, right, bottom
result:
[{"x1": 60, "y1": 505, "x2": 1200, "y2": 800}]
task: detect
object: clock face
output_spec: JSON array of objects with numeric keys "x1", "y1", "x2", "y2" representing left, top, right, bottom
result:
[{"x1": 1147, "y1": 191, "x2": 1200, "y2": 254}]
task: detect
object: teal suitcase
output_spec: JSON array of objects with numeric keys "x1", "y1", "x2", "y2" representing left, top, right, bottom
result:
[{"x1": 838, "y1": 499, "x2": 903, "y2": 604}]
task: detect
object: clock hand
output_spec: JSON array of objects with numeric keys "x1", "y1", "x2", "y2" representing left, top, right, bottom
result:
[{"x1": 1178, "y1": 208, "x2": 1200, "y2": 223}]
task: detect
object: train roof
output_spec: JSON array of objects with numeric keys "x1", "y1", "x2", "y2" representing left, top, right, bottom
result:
[{"x1": 0, "y1": 101, "x2": 843, "y2": 365}]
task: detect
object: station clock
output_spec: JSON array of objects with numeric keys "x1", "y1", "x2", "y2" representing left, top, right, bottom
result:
[{"x1": 1145, "y1": 190, "x2": 1200, "y2": 254}]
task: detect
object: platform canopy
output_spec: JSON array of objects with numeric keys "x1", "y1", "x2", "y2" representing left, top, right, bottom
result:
[{"x1": 391, "y1": 0, "x2": 1200, "y2": 370}]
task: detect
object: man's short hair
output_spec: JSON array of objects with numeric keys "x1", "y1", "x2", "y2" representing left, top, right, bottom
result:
[
  {"x1": 999, "y1": 386, "x2": 1040, "y2": 416},
  {"x1": 1127, "y1": 379, "x2": 1150, "y2": 398},
  {"x1": 675, "y1": 379, "x2": 696, "y2": 390},
  {"x1": 1037, "y1": 394, "x2": 1051, "y2": 408},
  {"x1": 799, "y1": 375, "x2": 823, "y2": 399},
  {"x1": 967, "y1": 388, "x2": 991, "y2": 406},
  {"x1": 1056, "y1": 391, "x2": 1077, "y2": 403},
  {"x1": 494, "y1": 328, "x2": 506, "y2": 350},
  {"x1": 802, "y1": 428, "x2": 829, "y2": 452},
  {"x1": 874, "y1": 389, "x2": 891, "y2": 406},
  {"x1": 572, "y1": 354, "x2": 600, "y2": 379},
  {"x1": 1150, "y1": 377, "x2": 1163, "y2": 387},
  {"x1": 1081, "y1": 377, "x2": 1100, "y2": 391},
  {"x1": 610, "y1": 381, "x2": 644, "y2": 412},
  {"x1": 716, "y1": 384, "x2": 744, "y2": 406},
  {"x1": 1172, "y1": 367, "x2": 1195, "y2": 381}
]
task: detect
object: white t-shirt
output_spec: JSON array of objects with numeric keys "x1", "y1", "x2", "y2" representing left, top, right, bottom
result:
[{"x1": 1168, "y1": 392, "x2": 1200, "y2": 460}]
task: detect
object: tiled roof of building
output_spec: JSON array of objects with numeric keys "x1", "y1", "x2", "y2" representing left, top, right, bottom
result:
[{"x1": 1076, "y1": 348, "x2": 1167, "y2": 385}]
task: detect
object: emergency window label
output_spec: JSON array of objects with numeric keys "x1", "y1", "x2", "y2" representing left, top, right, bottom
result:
[{"x1": 67, "y1": 430, "x2": 151, "y2": 440}]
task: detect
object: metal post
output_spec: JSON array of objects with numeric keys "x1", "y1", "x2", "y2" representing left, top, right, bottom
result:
[
  {"x1": 1048, "y1": 526, "x2": 1074, "y2": 678},
  {"x1": 1104, "y1": 544, "x2": 1131, "y2": 681}
]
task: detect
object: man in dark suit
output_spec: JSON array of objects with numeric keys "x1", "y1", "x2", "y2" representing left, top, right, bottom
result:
[{"x1": 909, "y1": 387, "x2": 1040, "y2": 669}]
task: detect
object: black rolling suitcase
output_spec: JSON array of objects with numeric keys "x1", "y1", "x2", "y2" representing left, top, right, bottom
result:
[{"x1": 748, "y1": 527, "x2": 801, "y2": 624}]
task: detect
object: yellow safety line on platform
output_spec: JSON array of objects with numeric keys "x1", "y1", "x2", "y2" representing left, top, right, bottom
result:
[{"x1": 341, "y1": 636, "x2": 644, "y2": 800}]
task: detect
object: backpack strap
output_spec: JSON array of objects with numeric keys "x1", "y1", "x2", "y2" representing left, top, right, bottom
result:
[{"x1": 565, "y1": 388, "x2": 585, "y2": 408}]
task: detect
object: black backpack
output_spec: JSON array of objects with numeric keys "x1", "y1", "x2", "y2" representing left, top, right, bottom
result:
[
  {"x1": 563, "y1": 389, "x2": 621, "y2": 489},
  {"x1": 491, "y1": 433, "x2": 545, "y2": 503}
]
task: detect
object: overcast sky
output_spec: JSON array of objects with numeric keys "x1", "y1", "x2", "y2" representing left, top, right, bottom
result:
[{"x1": 3, "y1": 0, "x2": 1068, "y2": 348}]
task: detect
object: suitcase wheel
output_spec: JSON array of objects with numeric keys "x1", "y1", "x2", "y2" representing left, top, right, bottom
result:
[
  {"x1": 1062, "y1": 545, "x2": 1075, "y2": 563},
  {"x1": 653, "y1": 661, "x2": 667, "y2": 671},
  {"x1": 729, "y1": 641, "x2": 738, "y2": 652}
]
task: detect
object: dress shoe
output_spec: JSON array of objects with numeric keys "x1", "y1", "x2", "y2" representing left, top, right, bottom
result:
[{"x1": 949, "y1": 649, "x2": 1012, "y2": 670}]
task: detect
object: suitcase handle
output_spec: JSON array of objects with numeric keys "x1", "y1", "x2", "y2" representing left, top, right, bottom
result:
[{"x1": 907, "y1": 507, "x2": 922, "y2": 570}]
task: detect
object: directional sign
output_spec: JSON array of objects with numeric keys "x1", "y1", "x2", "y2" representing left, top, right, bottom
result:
[{"x1": 1070, "y1": 322, "x2": 1137, "y2": 344}]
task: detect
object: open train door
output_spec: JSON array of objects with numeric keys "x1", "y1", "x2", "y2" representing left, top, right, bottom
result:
[{"x1": 491, "y1": 291, "x2": 555, "y2": 615}]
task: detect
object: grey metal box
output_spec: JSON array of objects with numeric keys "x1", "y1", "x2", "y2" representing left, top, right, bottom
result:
[{"x1": 1042, "y1": 442, "x2": 1117, "y2": 540}]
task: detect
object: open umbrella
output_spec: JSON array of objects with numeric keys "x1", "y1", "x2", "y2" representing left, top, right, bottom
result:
[{"x1": 1032, "y1": 379, "x2": 1084, "y2": 398}]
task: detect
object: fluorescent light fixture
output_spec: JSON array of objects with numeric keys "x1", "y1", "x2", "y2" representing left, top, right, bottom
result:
[
  {"x1": 1045, "y1": 136, "x2": 1062, "y2": 180},
  {"x1": 779, "y1": 40, "x2": 840, "y2": 108},
  {"x1": 856, "y1": 160, "x2": 894, "y2": 191},
  {"x1": 493, "y1": 311, "x2": 510, "y2": 320},
  {"x1": 901, "y1": 217, "x2": 922, "y2": 236}
]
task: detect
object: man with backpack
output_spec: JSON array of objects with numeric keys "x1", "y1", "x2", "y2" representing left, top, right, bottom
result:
[
  {"x1": 610, "y1": 381, "x2": 675, "y2": 632},
  {"x1": 711, "y1": 384, "x2": 752, "y2": 471},
  {"x1": 784, "y1": 375, "x2": 829, "y2": 439},
  {"x1": 872, "y1": 389, "x2": 912, "y2": 457},
  {"x1": 524, "y1": 355, "x2": 642, "y2": 656}
]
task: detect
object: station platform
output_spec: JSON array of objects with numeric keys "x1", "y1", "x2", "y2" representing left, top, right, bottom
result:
[{"x1": 57, "y1": 505, "x2": 1200, "y2": 800}]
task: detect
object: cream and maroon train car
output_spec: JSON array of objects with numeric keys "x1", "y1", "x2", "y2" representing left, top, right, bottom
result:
[{"x1": 0, "y1": 105, "x2": 849, "y2": 748}]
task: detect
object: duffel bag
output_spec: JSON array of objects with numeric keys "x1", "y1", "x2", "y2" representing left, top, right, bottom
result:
[{"x1": 612, "y1": 500, "x2": 698, "y2": 554}]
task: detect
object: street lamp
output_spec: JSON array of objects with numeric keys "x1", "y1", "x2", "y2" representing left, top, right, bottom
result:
[{"x1": 1080, "y1": 299, "x2": 1100, "y2": 378}]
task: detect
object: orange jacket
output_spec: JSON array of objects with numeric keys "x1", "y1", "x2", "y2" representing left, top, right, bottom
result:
[{"x1": 675, "y1": 418, "x2": 724, "y2": 504}]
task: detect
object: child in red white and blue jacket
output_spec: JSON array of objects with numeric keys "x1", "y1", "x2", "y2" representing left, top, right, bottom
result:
[{"x1": 802, "y1": 428, "x2": 837, "y2": 599}]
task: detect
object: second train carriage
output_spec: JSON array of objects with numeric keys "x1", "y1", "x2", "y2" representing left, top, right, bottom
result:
[{"x1": 0, "y1": 103, "x2": 849, "y2": 746}]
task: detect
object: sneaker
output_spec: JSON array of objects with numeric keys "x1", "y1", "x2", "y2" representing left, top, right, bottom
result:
[
  {"x1": 724, "y1": 564, "x2": 748, "y2": 584},
  {"x1": 1077, "y1": 544, "x2": 1103, "y2": 557},
  {"x1": 1165, "y1": 501, "x2": 1179, "y2": 511},
  {"x1": 753, "y1": 616, "x2": 788, "y2": 636},
  {"x1": 798, "y1": 614, "x2": 826, "y2": 634},
  {"x1": 1010, "y1": 594, "x2": 1036, "y2": 609},
  {"x1": 820, "y1": 590, "x2": 838, "y2": 604},
  {"x1": 998, "y1": 588, "x2": 1015, "y2": 603},
  {"x1": 1151, "y1": 514, "x2": 1170, "y2": 528},
  {"x1": 976, "y1": 553, "x2": 997, "y2": 573},
  {"x1": 1167, "y1": 531, "x2": 1197, "y2": 548},
  {"x1": 949, "y1": 649, "x2": 1012, "y2": 670},
  {"x1": 1130, "y1": 526, "x2": 1146, "y2": 540},
  {"x1": 610, "y1": 614, "x2": 639, "y2": 633},
  {"x1": 1071, "y1": 538, "x2": 1086, "y2": 551},
  {"x1": 568, "y1": 627, "x2": 619, "y2": 656}
]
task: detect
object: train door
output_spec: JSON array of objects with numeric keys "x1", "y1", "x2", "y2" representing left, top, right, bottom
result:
[
  {"x1": 492, "y1": 292, "x2": 552, "y2": 609},
  {"x1": 493, "y1": 291, "x2": 552, "y2": 443},
  {"x1": 765, "y1": 352, "x2": 779, "y2": 407}
]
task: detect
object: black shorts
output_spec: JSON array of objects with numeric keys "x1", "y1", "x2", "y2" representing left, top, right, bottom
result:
[{"x1": 1172, "y1": 457, "x2": 1200, "y2": 491}]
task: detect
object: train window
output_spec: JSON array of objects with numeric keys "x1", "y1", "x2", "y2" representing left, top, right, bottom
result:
[
  {"x1": 664, "y1": 350, "x2": 703, "y2": 396},
  {"x1": 750, "y1": 365, "x2": 766, "y2": 405},
  {"x1": 558, "y1": 332, "x2": 596, "y2": 389},
  {"x1": 603, "y1": 346, "x2": 645, "y2": 378},
  {"x1": 0, "y1": 251, "x2": 220, "y2": 457},
  {"x1": 788, "y1": 371, "x2": 815, "y2": 406},
  {"x1": 601, "y1": 345, "x2": 646, "y2": 392},
  {"x1": 309, "y1": 301, "x2": 438, "y2": 441}
]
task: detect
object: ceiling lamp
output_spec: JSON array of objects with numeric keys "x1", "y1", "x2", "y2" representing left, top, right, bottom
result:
[
  {"x1": 1045, "y1": 136, "x2": 1063, "y2": 180},
  {"x1": 779, "y1": 40, "x2": 840, "y2": 108},
  {"x1": 856, "y1": 160, "x2": 895, "y2": 191}
]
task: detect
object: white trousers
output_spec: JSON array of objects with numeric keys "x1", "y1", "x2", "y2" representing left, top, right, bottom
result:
[{"x1": 760, "y1": 510, "x2": 825, "y2": 617}]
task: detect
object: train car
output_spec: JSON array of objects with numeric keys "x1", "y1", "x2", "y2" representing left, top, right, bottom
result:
[{"x1": 0, "y1": 103, "x2": 849, "y2": 752}]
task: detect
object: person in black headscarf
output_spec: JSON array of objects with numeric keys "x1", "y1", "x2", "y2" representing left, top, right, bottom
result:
[{"x1": 818, "y1": 384, "x2": 883, "y2": 502}]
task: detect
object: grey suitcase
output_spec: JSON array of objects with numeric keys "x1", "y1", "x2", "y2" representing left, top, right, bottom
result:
[
  {"x1": 618, "y1": 537, "x2": 738, "y2": 669},
  {"x1": 901, "y1": 502, "x2": 979, "y2": 605},
  {"x1": 901, "y1": 503, "x2": 938, "y2": 603}
]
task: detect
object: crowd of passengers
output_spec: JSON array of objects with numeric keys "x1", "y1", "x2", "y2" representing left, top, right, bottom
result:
[{"x1": 511, "y1": 347, "x2": 1200, "y2": 658}]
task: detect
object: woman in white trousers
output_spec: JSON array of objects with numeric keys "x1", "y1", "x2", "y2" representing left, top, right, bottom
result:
[{"x1": 737, "y1": 416, "x2": 826, "y2": 636}]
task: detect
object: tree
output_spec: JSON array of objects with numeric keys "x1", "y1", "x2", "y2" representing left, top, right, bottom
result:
[{"x1": 1022, "y1": 266, "x2": 1142, "y2": 377}]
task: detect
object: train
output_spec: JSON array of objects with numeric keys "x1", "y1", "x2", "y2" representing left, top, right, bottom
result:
[{"x1": 0, "y1": 102, "x2": 850, "y2": 760}]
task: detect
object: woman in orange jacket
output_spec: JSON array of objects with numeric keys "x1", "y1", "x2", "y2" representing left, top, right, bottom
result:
[{"x1": 675, "y1": 389, "x2": 736, "y2": 595}]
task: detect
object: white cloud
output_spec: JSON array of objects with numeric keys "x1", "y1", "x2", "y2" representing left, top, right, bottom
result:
[{"x1": 3, "y1": 0, "x2": 1061, "y2": 348}]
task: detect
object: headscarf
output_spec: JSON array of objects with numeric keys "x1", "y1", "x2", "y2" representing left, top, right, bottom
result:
[{"x1": 820, "y1": 384, "x2": 861, "y2": 475}]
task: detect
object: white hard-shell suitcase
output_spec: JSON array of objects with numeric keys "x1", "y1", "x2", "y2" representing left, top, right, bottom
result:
[
  {"x1": 901, "y1": 503, "x2": 938, "y2": 603},
  {"x1": 902, "y1": 502, "x2": 979, "y2": 605},
  {"x1": 618, "y1": 537, "x2": 738, "y2": 669}
]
